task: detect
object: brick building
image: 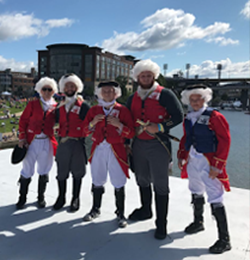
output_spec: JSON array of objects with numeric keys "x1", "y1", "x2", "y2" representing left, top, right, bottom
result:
[{"x1": 38, "y1": 43, "x2": 135, "y2": 93}]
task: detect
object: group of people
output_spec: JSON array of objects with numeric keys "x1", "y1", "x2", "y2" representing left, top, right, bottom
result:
[{"x1": 15, "y1": 59, "x2": 231, "y2": 254}]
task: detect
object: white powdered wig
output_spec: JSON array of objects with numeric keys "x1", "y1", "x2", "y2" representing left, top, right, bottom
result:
[
  {"x1": 181, "y1": 85, "x2": 213, "y2": 105},
  {"x1": 35, "y1": 77, "x2": 58, "y2": 94},
  {"x1": 132, "y1": 59, "x2": 160, "y2": 81},
  {"x1": 94, "y1": 84, "x2": 122, "y2": 100},
  {"x1": 59, "y1": 74, "x2": 84, "y2": 93}
]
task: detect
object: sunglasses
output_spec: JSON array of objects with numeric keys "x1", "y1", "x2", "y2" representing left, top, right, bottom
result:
[{"x1": 42, "y1": 88, "x2": 53, "y2": 92}]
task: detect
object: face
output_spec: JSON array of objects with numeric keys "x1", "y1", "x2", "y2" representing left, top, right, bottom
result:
[
  {"x1": 189, "y1": 94, "x2": 205, "y2": 111},
  {"x1": 64, "y1": 82, "x2": 77, "y2": 97},
  {"x1": 40, "y1": 85, "x2": 54, "y2": 101},
  {"x1": 137, "y1": 71, "x2": 155, "y2": 89},
  {"x1": 101, "y1": 86, "x2": 116, "y2": 102}
]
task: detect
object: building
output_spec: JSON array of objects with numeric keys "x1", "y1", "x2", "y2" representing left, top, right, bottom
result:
[
  {"x1": 0, "y1": 68, "x2": 37, "y2": 97},
  {"x1": 38, "y1": 43, "x2": 135, "y2": 94}
]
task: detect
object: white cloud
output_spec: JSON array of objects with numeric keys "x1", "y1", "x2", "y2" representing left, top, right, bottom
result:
[
  {"x1": 0, "y1": 12, "x2": 74, "y2": 42},
  {"x1": 101, "y1": 8, "x2": 238, "y2": 53},
  {"x1": 240, "y1": 0, "x2": 250, "y2": 19},
  {"x1": 205, "y1": 37, "x2": 239, "y2": 46},
  {"x1": 168, "y1": 58, "x2": 250, "y2": 78},
  {"x1": 0, "y1": 55, "x2": 35, "y2": 72},
  {"x1": 45, "y1": 18, "x2": 74, "y2": 28}
]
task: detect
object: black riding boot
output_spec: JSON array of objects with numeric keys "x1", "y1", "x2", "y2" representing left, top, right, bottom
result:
[
  {"x1": 53, "y1": 180, "x2": 66, "y2": 210},
  {"x1": 16, "y1": 176, "x2": 31, "y2": 209},
  {"x1": 37, "y1": 174, "x2": 49, "y2": 208},
  {"x1": 185, "y1": 194, "x2": 205, "y2": 234},
  {"x1": 83, "y1": 185, "x2": 104, "y2": 221},
  {"x1": 154, "y1": 193, "x2": 169, "y2": 239},
  {"x1": 209, "y1": 204, "x2": 231, "y2": 254},
  {"x1": 70, "y1": 178, "x2": 82, "y2": 212},
  {"x1": 115, "y1": 187, "x2": 127, "y2": 228},
  {"x1": 128, "y1": 186, "x2": 152, "y2": 221}
]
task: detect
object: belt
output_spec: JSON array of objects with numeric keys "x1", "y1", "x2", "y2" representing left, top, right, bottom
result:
[
  {"x1": 35, "y1": 136, "x2": 48, "y2": 140},
  {"x1": 60, "y1": 136, "x2": 80, "y2": 143}
]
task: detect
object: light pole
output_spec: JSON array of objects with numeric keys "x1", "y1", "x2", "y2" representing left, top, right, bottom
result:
[
  {"x1": 217, "y1": 64, "x2": 222, "y2": 81},
  {"x1": 163, "y1": 64, "x2": 168, "y2": 77},
  {"x1": 186, "y1": 63, "x2": 190, "y2": 78}
]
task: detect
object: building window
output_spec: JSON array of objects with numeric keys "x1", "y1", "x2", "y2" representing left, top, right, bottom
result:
[{"x1": 85, "y1": 54, "x2": 93, "y2": 81}]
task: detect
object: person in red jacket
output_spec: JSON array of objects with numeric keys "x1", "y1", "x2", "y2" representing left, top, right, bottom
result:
[
  {"x1": 82, "y1": 81, "x2": 135, "y2": 228},
  {"x1": 16, "y1": 77, "x2": 58, "y2": 209},
  {"x1": 53, "y1": 73, "x2": 89, "y2": 212},
  {"x1": 177, "y1": 84, "x2": 231, "y2": 254},
  {"x1": 126, "y1": 59, "x2": 183, "y2": 239}
]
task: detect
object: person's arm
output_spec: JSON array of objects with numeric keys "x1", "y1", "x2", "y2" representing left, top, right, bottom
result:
[
  {"x1": 158, "y1": 88, "x2": 184, "y2": 132},
  {"x1": 79, "y1": 102, "x2": 90, "y2": 121},
  {"x1": 209, "y1": 111, "x2": 231, "y2": 172},
  {"x1": 18, "y1": 101, "x2": 33, "y2": 147}
]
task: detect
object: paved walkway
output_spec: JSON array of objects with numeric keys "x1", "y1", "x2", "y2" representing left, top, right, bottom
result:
[{"x1": 0, "y1": 149, "x2": 249, "y2": 260}]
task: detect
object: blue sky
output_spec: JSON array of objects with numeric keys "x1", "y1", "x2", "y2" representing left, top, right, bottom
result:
[{"x1": 0, "y1": 0, "x2": 249, "y2": 78}]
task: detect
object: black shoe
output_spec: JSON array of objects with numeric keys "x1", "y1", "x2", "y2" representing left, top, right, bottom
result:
[
  {"x1": 129, "y1": 208, "x2": 152, "y2": 221},
  {"x1": 209, "y1": 239, "x2": 231, "y2": 254},
  {"x1": 154, "y1": 229, "x2": 167, "y2": 240},
  {"x1": 70, "y1": 198, "x2": 80, "y2": 212},
  {"x1": 53, "y1": 196, "x2": 66, "y2": 210},
  {"x1": 16, "y1": 196, "x2": 26, "y2": 210},
  {"x1": 83, "y1": 208, "x2": 100, "y2": 221},
  {"x1": 37, "y1": 198, "x2": 46, "y2": 208},
  {"x1": 118, "y1": 216, "x2": 127, "y2": 228},
  {"x1": 185, "y1": 222, "x2": 205, "y2": 234}
]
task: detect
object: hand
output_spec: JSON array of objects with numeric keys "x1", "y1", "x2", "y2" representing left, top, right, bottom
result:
[
  {"x1": 107, "y1": 116, "x2": 122, "y2": 129},
  {"x1": 125, "y1": 145, "x2": 132, "y2": 155},
  {"x1": 18, "y1": 139, "x2": 27, "y2": 148},
  {"x1": 178, "y1": 159, "x2": 185, "y2": 170},
  {"x1": 91, "y1": 114, "x2": 105, "y2": 127},
  {"x1": 209, "y1": 167, "x2": 220, "y2": 179},
  {"x1": 144, "y1": 123, "x2": 159, "y2": 134}
]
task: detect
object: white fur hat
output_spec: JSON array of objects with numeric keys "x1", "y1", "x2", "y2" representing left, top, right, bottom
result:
[
  {"x1": 94, "y1": 81, "x2": 122, "y2": 100},
  {"x1": 181, "y1": 84, "x2": 213, "y2": 105},
  {"x1": 59, "y1": 73, "x2": 84, "y2": 93},
  {"x1": 35, "y1": 77, "x2": 58, "y2": 94},
  {"x1": 132, "y1": 59, "x2": 160, "y2": 81}
]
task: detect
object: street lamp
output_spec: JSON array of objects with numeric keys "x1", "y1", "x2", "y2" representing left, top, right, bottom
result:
[
  {"x1": 163, "y1": 64, "x2": 168, "y2": 77},
  {"x1": 186, "y1": 63, "x2": 190, "y2": 78},
  {"x1": 217, "y1": 64, "x2": 222, "y2": 81}
]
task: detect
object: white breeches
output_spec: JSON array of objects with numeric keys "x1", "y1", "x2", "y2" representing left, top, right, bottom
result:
[
  {"x1": 91, "y1": 141, "x2": 126, "y2": 189},
  {"x1": 187, "y1": 155, "x2": 224, "y2": 204},
  {"x1": 21, "y1": 138, "x2": 54, "y2": 178}
]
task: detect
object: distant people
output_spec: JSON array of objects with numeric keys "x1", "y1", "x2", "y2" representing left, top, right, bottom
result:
[
  {"x1": 16, "y1": 77, "x2": 58, "y2": 209},
  {"x1": 177, "y1": 84, "x2": 231, "y2": 254},
  {"x1": 82, "y1": 81, "x2": 135, "y2": 228},
  {"x1": 53, "y1": 73, "x2": 89, "y2": 212},
  {"x1": 126, "y1": 59, "x2": 183, "y2": 239},
  {"x1": 12, "y1": 126, "x2": 16, "y2": 137}
]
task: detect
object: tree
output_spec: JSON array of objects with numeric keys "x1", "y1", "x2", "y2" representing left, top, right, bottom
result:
[
  {"x1": 156, "y1": 74, "x2": 168, "y2": 88},
  {"x1": 177, "y1": 70, "x2": 184, "y2": 77},
  {"x1": 115, "y1": 76, "x2": 130, "y2": 104}
]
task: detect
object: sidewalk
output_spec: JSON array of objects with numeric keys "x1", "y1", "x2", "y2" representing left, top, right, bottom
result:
[{"x1": 0, "y1": 148, "x2": 249, "y2": 260}]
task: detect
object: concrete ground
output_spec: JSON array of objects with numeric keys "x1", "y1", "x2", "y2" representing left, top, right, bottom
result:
[{"x1": 0, "y1": 148, "x2": 249, "y2": 260}]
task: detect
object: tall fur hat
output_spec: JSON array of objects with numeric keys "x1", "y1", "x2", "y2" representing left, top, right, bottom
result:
[
  {"x1": 59, "y1": 73, "x2": 84, "y2": 93},
  {"x1": 181, "y1": 84, "x2": 213, "y2": 105},
  {"x1": 94, "y1": 81, "x2": 122, "y2": 99},
  {"x1": 34, "y1": 77, "x2": 58, "y2": 94},
  {"x1": 132, "y1": 59, "x2": 160, "y2": 82}
]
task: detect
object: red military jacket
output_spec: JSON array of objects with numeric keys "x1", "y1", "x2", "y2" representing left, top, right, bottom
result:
[
  {"x1": 19, "y1": 98, "x2": 58, "y2": 155},
  {"x1": 58, "y1": 98, "x2": 87, "y2": 138},
  {"x1": 83, "y1": 102, "x2": 135, "y2": 178},
  {"x1": 130, "y1": 85, "x2": 170, "y2": 140},
  {"x1": 177, "y1": 110, "x2": 231, "y2": 191}
]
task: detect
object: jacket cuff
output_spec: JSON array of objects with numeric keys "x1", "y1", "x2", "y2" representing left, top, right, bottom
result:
[{"x1": 211, "y1": 157, "x2": 227, "y2": 170}]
